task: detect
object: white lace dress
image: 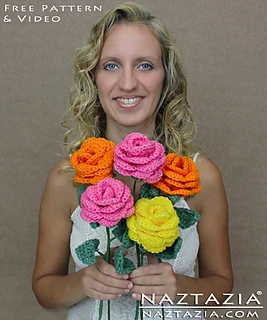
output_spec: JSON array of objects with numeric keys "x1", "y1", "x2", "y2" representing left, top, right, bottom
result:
[{"x1": 67, "y1": 195, "x2": 205, "y2": 320}]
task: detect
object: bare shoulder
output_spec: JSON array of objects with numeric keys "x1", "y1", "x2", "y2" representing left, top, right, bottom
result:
[
  {"x1": 188, "y1": 154, "x2": 227, "y2": 214},
  {"x1": 42, "y1": 160, "x2": 78, "y2": 216},
  {"x1": 46, "y1": 159, "x2": 72, "y2": 187},
  {"x1": 33, "y1": 160, "x2": 78, "y2": 283},
  {"x1": 193, "y1": 156, "x2": 233, "y2": 285},
  {"x1": 195, "y1": 154, "x2": 224, "y2": 188}
]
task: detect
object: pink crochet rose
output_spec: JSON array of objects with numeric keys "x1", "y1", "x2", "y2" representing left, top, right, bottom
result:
[
  {"x1": 80, "y1": 178, "x2": 135, "y2": 227},
  {"x1": 114, "y1": 132, "x2": 166, "y2": 183}
]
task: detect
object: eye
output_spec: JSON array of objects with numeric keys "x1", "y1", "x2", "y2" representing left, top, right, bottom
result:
[
  {"x1": 138, "y1": 63, "x2": 153, "y2": 71},
  {"x1": 104, "y1": 63, "x2": 118, "y2": 71}
]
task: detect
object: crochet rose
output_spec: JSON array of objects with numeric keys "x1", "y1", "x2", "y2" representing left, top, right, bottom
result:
[
  {"x1": 70, "y1": 137, "x2": 115, "y2": 185},
  {"x1": 81, "y1": 178, "x2": 135, "y2": 227},
  {"x1": 152, "y1": 153, "x2": 201, "y2": 196},
  {"x1": 126, "y1": 197, "x2": 179, "y2": 253},
  {"x1": 114, "y1": 132, "x2": 166, "y2": 183}
]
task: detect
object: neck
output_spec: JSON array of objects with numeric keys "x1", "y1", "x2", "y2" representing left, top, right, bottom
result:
[{"x1": 105, "y1": 121, "x2": 156, "y2": 144}]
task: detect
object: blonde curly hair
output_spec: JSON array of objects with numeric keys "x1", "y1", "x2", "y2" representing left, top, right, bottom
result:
[{"x1": 63, "y1": 2, "x2": 197, "y2": 156}]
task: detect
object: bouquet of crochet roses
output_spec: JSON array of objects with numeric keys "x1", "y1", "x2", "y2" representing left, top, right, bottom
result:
[{"x1": 70, "y1": 132, "x2": 201, "y2": 320}]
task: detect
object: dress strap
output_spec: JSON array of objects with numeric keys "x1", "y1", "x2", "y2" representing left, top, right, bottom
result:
[{"x1": 192, "y1": 152, "x2": 200, "y2": 163}]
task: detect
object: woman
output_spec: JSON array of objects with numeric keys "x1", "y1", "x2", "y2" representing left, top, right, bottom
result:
[{"x1": 32, "y1": 3, "x2": 233, "y2": 319}]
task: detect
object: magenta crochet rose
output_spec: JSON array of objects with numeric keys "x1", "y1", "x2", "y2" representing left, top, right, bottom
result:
[
  {"x1": 80, "y1": 178, "x2": 135, "y2": 227},
  {"x1": 114, "y1": 132, "x2": 166, "y2": 183}
]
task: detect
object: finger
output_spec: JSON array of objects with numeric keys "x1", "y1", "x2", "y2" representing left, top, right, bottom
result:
[
  {"x1": 89, "y1": 289, "x2": 123, "y2": 301},
  {"x1": 83, "y1": 268, "x2": 134, "y2": 299},
  {"x1": 83, "y1": 262, "x2": 132, "y2": 294},
  {"x1": 96, "y1": 257, "x2": 129, "y2": 280},
  {"x1": 132, "y1": 292, "x2": 173, "y2": 304},
  {"x1": 90, "y1": 277, "x2": 133, "y2": 295},
  {"x1": 130, "y1": 262, "x2": 173, "y2": 279},
  {"x1": 132, "y1": 284, "x2": 167, "y2": 296},
  {"x1": 93, "y1": 269, "x2": 133, "y2": 291},
  {"x1": 131, "y1": 275, "x2": 166, "y2": 286},
  {"x1": 146, "y1": 252, "x2": 159, "y2": 265},
  {"x1": 132, "y1": 292, "x2": 142, "y2": 301},
  {"x1": 130, "y1": 264, "x2": 162, "y2": 279}
]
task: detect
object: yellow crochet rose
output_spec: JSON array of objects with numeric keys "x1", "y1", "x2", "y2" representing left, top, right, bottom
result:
[{"x1": 126, "y1": 197, "x2": 179, "y2": 253}]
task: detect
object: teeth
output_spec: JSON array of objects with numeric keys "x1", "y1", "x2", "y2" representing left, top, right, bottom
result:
[{"x1": 116, "y1": 97, "x2": 142, "y2": 105}]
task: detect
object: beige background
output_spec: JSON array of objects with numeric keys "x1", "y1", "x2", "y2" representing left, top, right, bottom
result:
[{"x1": 0, "y1": 0, "x2": 266, "y2": 319}]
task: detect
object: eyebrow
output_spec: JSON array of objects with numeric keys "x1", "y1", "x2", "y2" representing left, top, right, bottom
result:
[{"x1": 99, "y1": 56, "x2": 161, "y2": 64}]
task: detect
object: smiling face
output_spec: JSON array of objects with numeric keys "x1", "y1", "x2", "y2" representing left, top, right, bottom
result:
[{"x1": 95, "y1": 23, "x2": 165, "y2": 141}]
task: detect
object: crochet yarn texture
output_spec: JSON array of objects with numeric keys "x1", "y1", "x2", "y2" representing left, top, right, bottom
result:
[
  {"x1": 153, "y1": 153, "x2": 201, "y2": 196},
  {"x1": 70, "y1": 137, "x2": 115, "y2": 185},
  {"x1": 81, "y1": 178, "x2": 135, "y2": 227},
  {"x1": 114, "y1": 132, "x2": 166, "y2": 183},
  {"x1": 126, "y1": 196, "x2": 179, "y2": 253},
  {"x1": 70, "y1": 133, "x2": 202, "y2": 320}
]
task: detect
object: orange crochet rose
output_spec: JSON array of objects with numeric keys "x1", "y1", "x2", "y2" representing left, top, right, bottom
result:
[
  {"x1": 70, "y1": 137, "x2": 115, "y2": 185},
  {"x1": 152, "y1": 153, "x2": 201, "y2": 196}
]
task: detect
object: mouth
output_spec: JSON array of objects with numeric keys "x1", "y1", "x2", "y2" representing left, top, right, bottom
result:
[{"x1": 114, "y1": 96, "x2": 143, "y2": 108}]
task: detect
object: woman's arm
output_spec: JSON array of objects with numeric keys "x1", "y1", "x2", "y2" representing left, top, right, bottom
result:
[
  {"x1": 32, "y1": 161, "x2": 132, "y2": 309},
  {"x1": 32, "y1": 161, "x2": 86, "y2": 309},
  {"x1": 130, "y1": 155, "x2": 234, "y2": 305}
]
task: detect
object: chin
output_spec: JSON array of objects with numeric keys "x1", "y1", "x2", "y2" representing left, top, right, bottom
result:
[
  {"x1": 118, "y1": 114, "x2": 155, "y2": 127},
  {"x1": 119, "y1": 119, "x2": 152, "y2": 129}
]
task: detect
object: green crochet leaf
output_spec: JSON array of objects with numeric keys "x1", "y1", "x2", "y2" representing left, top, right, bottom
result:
[
  {"x1": 90, "y1": 222, "x2": 100, "y2": 229},
  {"x1": 113, "y1": 170, "x2": 118, "y2": 177},
  {"x1": 121, "y1": 232, "x2": 135, "y2": 249},
  {"x1": 175, "y1": 207, "x2": 200, "y2": 229},
  {"x1": 77, "y1": 186, "x2": 87, "y2": 206},
  {"x1": 112, "y1": 219, "x2": 134, "y2": 249},
  {"x1": 75, "y1": 239, "x2": 100, "y2": 265},
  {"x1": 114, "y1": 246, "x2": 136, "y2": 274},
  {"x1": 140, "y1": 183, "x2": 180, "y2": 204},
  {"x1": 112, "y1": 219, "x2": 126, "y2": 237},
  {"x1": 155, "y1": 237, "x2": 183, "y2": 260}
]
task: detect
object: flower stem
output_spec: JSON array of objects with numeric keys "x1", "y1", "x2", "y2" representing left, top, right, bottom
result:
[
  {"x1": 134, "y1": 243, "x2": 142, "y2": 320},
  {"x1": 133, "y1": 179, "x2": 137, "y2": 203},
  {"x1": 108, "y1": 300, "x2": 111, "y2": 319},
  {"x1": 134, "y1": 301, "x2": 140, "y2": 320},
  {"x1": 106, "y1": 227, "x2": 111, "y2": 262},
  {"x1": 140, "y1": 250, "x2": 144, "y2": 320},
  {"x1": 158, "y1": 258, "x2": 164, "y2": 320},
  {"x1": 97, "y1": 250, "x2": 104, "y2": 257},
  {"x1": 133, "y1": 179, "x2": 142, "y2": 319},
  {"x1": 98, "y1": 301, "x2": 103, "y2": 320},
  {"x1": 106, "y1": 227, "x2": 111, "y2": 320},
  {"x1": 136, "y1": 243, "x2": 141, "y2": 267}
]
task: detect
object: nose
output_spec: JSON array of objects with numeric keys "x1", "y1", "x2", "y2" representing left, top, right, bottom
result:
[{"x1": 119, "y1": 67, "x2": 138, "y2": 91}]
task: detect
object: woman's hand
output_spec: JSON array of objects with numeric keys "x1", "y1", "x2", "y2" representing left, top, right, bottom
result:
[
  {"x1": 82, "y1": 256, "x2": 133, "y2": 301},
  {"x1": 129, "y1": 254, "x2": 177, "y2": 303}
]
